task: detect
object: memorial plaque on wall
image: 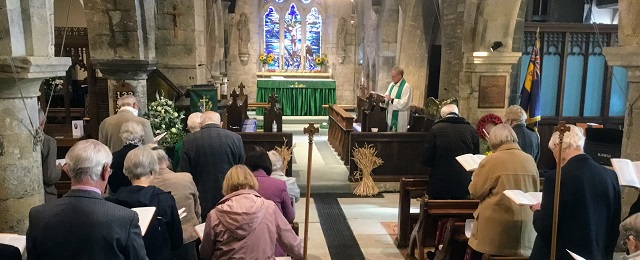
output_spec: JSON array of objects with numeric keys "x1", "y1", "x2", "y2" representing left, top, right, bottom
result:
[{"x1": 478, "y1": 76, "x2": 506, "y2": 108}]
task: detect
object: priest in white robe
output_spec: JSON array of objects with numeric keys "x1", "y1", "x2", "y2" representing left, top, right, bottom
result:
[{"x1": 383, "y1": 67, "x2": 413, "y2": 132}]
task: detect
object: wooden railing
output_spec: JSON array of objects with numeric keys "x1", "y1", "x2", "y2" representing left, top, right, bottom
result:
[{"x1": 327, "y1": 105, "x2": 354, "y2": 165}]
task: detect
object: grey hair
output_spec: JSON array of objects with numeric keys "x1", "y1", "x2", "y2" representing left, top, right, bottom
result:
[
  {"x1": 187, "y1": 112, "x2": 203, "y2": 133},
  {"x1": 117, "y1": 95, "x2": 137, "y2": 108},
  {"x1": 120, "y1": 121, "x2": 145, "y2": 144},
  {"x1": 145, "y1": 144, "x2": 171, "y2": 168},
  {"x1": 621, "y1": 213, "x2": 640, "y2": 244},
  {"x1": 391, "y1": 67, "x2": 404, "y2": 77},
  {"x1": 504, "y1": 105, "x2": 527, "y2": 125},
  {"x1": 200, "y1": 111, "x2": 221, "y2": 126},
  {"x1": 548, "y1": 124, "x2": 585, "y2": 151},
  {"x1": 488, "y1": 124, "x2": 519, "y2": 151},
  {"x1": 267, "y1": 150, "x2": 283, "y2": 172},
  {"x1": 123, "y1": 147, "x2": 159, "y2": 180},
  {"x1": 440, "y1": 104, "x2": 459, "y2": 118},
  {"x1": 65, "y1": 139, "x2": 113, "y2": 182}
]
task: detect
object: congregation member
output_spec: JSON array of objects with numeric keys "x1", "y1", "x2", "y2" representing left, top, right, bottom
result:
[
  {"x1": 178, "y1": 111, "x2": 245, "y2": 221},
  {"x1": 108, "y1": 121, "x2": 145, "y2": 193},
  {"x1": 383, "y1": 66, "x2": 413, "y2": 132},
  {"x1": 200, "y1": 165, "x2": 303, "y2": 260},
  {"x1": 529, "y1": 124, "x2": 620, "y2": 260},
  {"x1": 268, "y1": 150, "x2": 301, "y2": 204},
  {"x1": 422, "y1": 104, "x2": 479, "y2": 199},
  {"x1": 620, "y1": 213, "x2": 640, "y2": 259},
  {"x1": 467, "y1": 124, "x2": 539, "y2": 259},
  {"x1": 107, "y1": 146, "x2": 183, "y2": 260},
  {"x1": 173, "y1": 112, "x2": 202, "y2": 167},
  {"x1": 38, "y1": 108, "x2": 60, "y2": 203},
  {"x1": 27, "y1": 140, "x2": 147, "y2": 260},
  {"x1": 503, "y1": 105, "x2": 540, "y2": 161},
  {"x1": 99, "y1": 94, "x2": 154, "y2": 152},
  {"x1": 148, "y1": 144, "x2": 201, "y2": 260}
]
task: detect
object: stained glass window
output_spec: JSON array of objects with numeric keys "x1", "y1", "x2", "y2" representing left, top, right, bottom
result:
[
  {"x1": 263, "y1": 7, "x2": 280, "y2": 69},
  {"x1": 283, "y1": 4, "x2": 301, "y2": 70},
  {"x1": 301, "y1": 0, "x2": 312, "y2": 3},
  {"x1": 305, "y1": 7, "x2": 322, "y2": 70}
]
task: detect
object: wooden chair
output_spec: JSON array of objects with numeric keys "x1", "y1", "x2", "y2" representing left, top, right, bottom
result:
[
  {"x1": 225, "y1": 89, "x2": 245, "y2": 132},
  {"x1": 396, "y1": 177, "x2": 429, "y2": 248},
  {"x1": 406, "y1": 199, "x2": 479, "y2": 260},
  {"x1": 263, "y1": 92, "x2": 282, "y2": 132}
]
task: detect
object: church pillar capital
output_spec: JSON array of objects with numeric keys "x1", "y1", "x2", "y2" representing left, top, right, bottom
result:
[
  {"x1": 459, "y1": 51, "x2": 521, "y2": 125},
  {"x1": 92, "y1": 59, "x2": 158, "y2": 80},
  {"x1": 603, "y1": 47, "x2": 640, "y2": 82}
]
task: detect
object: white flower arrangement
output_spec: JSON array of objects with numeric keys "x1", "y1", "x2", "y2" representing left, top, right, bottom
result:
[
  {"x1": 144, "y1": 95, "x2": 185, "y2": 147},
  {"x1": 44, "y1": 77, "x2": 64, "y2": 94}
]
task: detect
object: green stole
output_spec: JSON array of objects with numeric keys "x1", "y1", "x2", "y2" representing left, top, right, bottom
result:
[{"x1": 387, "y1": 78, "x2": 406, "y2": 132}]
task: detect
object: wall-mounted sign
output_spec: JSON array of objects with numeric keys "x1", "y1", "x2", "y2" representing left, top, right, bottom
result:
[{"x1": 478, "y1": 76, "x2": 506, "y2": 108}]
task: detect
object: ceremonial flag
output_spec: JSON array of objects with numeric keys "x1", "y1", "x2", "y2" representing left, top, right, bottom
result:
[{"x1": 519, "y1": 30, "x2": 542, "y2": 130}]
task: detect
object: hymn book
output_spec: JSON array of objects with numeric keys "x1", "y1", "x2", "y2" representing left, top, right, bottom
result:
[
  {"x1": 131, "y1": 207, "x2": 156, "y2": 236},
  {"x1": 610, "y1": 158, "x2": 640, "y2": 189},
  {"x1": 566, "y1": 249, "x2": 586, "y2": 260},
  {"x1": 455, "y1": 154, "x2": 486, "y2": 171},
  {"x1": 178, "y1": 208, "x2": 186, "y2": 219},
  {"x1": 194, "y1": 223, "x2": 205, "y2": 240},
  {"x1": 503, "y1": 190, "x2": 542, "y2": 206},
  {"x1": 153, "y1": 132, "x2": 167, "y2": 143},
  {"x1": 0, "y1": 233, "x2": 26, "y2": 254}
]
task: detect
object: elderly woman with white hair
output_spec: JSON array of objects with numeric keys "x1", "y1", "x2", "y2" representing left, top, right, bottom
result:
[
  {"x1": 621, "y1": 213, "x2": 640, "y2": 259},
  {"x1": 467, "y1": 124, "x2": 539, "y2": 259},
  {"x1": 148, "y1": 144, "x2": 201, "y2": 260},
  {"x1": 107, "y1": 146, "x2": 183, "y2": 260},
  {"x1": 503, "y1": 105, "x2": 540, "y2": 161},
  {"x1": 108, "y1": 121, "x2": 145, "y2": 193},
  {"x1": 529, "y1": 124, "x2": 621, "y2": 260}
]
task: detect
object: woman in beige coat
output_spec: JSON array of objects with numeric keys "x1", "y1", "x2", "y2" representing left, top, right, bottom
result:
[
  {"x1": 147, "y1": 144, "x2": 201, "y2": 260},
  {"x1": 467, "y1": 124, "x2": 540, "y2": 259}
]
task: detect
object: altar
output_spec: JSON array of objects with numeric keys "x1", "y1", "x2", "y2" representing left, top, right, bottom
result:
[{"x1": 256, "y1": 75, "x2": 336, "y2": 116}]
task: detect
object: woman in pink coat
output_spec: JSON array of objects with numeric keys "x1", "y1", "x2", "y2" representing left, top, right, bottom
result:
[{"x1": 200, "y1": 165, "x2": 302, "y2": 260}]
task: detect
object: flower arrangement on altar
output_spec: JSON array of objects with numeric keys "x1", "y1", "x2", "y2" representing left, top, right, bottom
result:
[
  {"x1": 43, "y1": 77, "x2": 64, "y2": 95},
  {"x1": 144, "y1": 93, "x2": 185, "y2": 147},
  {"x1": 259, "y1": 53, "x2": 275, "y2": 65}
]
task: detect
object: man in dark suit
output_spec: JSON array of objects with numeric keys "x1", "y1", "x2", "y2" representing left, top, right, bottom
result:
[
  {"x1": 504, "y1": 105, "x2": 540, "y2": 162},
  {"x1": 99, "y1": 95, "x2": 154, "y2": 152},
  {"x1": 27, "y1": 139, "x2": 147, "y2": 260},
  {"x1": 422, "y1": 104, "x2": 479, "y2": 199},
  {"x1": 529, "y1": 124, "x2": 620, "y2": 260},
  {"x1": 38, "y1": 108, "x2": 60, "y2": 203},
  {"x1": 178, "y1": 111, "x2": 245, "y2": 220}
]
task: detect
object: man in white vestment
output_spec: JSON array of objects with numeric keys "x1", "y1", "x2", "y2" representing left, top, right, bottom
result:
[{"x1": 383, "y1": 67, "x2": 413, "y2": 132}]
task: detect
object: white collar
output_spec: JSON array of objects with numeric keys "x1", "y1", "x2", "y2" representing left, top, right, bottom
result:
[{"x1": 119, "y1": 106, "x2": 139, "y2": 116}]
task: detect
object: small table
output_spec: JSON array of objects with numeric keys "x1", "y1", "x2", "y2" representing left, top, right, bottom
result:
[{"x1": 256, "y1": 78, "x2": 336, "y2": 116}]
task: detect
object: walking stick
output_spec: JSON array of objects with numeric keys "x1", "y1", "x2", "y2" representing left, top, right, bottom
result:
[
  {"x1": 551, "y1": 121, "x2": 570, "y2": 260},
  {"x1": 302, "y1": 123, "x2": 319, "y2": 260}
]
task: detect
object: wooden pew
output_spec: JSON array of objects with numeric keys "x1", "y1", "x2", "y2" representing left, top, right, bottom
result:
[
  {"x1": 327, "y1": 105, "x2": 354, "y2": 165},
  {"x1": 349, "y1": 132, "x2": 428, "y2": 182},
  {"x1": 396, "y1": 177, "x2": 429, "y2": 248},
  {"x1": 238, "y1": 132, "x2": 294, "y2": 177},
  {"x1": 407, "y1": 199, "x2": 479, "y2": 260}
]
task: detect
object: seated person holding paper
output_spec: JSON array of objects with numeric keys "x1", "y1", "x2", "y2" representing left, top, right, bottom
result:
[
  {"x1": 529, "y1": 124, "x2": 620, "y2": 260},
  {"x1": 27, "y1": 140, "x2": 147, "y2": 260},
  {"x1": 109, "y1": 121, "x2": 146, "y2": 193},
  {"x1": 620, "y1": 213, "x2": 640, "y2": 259},
  {"x1": 148, "y1": 144, "x2": 201, "y2": 260},
  {"x1": 467, "y1": 124, "x2": 539, "y2": 259},
  {"x1": 107, "y1": 146, "x2": 183, "y2": 260},
  {"x1": 200, "y1": 165, "x2": 303, "y2": 260},
  {"x1": 422, "y1": 104, "x2": 479, "y2": 199}
]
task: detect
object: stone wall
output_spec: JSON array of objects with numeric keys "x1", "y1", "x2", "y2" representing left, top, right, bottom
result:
[{"x1": 439, "y1": 0, "x2": 466, "y2": 102}]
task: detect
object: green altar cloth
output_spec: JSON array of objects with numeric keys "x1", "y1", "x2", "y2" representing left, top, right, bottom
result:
[{"x1": 257, "y1": 79, "x2": 336, "y2": 116}]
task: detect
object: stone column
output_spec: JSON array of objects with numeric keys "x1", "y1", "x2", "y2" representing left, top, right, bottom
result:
[
  {"x1": 603, "y1": 0, "x2": 640, "y2": 218},
  {"x1": 461, "y1": 52, "x2": 521, "y2": 123},
  {"x1": 84, "y1": 0, "x2": 157, "y2": 113},
  {"x1": 0, "y1": 0, "x2": 71, "y2": 234}
]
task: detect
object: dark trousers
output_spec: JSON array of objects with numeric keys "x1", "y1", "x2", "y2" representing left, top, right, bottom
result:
[{"x1": 173, "y1": 240, "x2": 198, "y2": 260}]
